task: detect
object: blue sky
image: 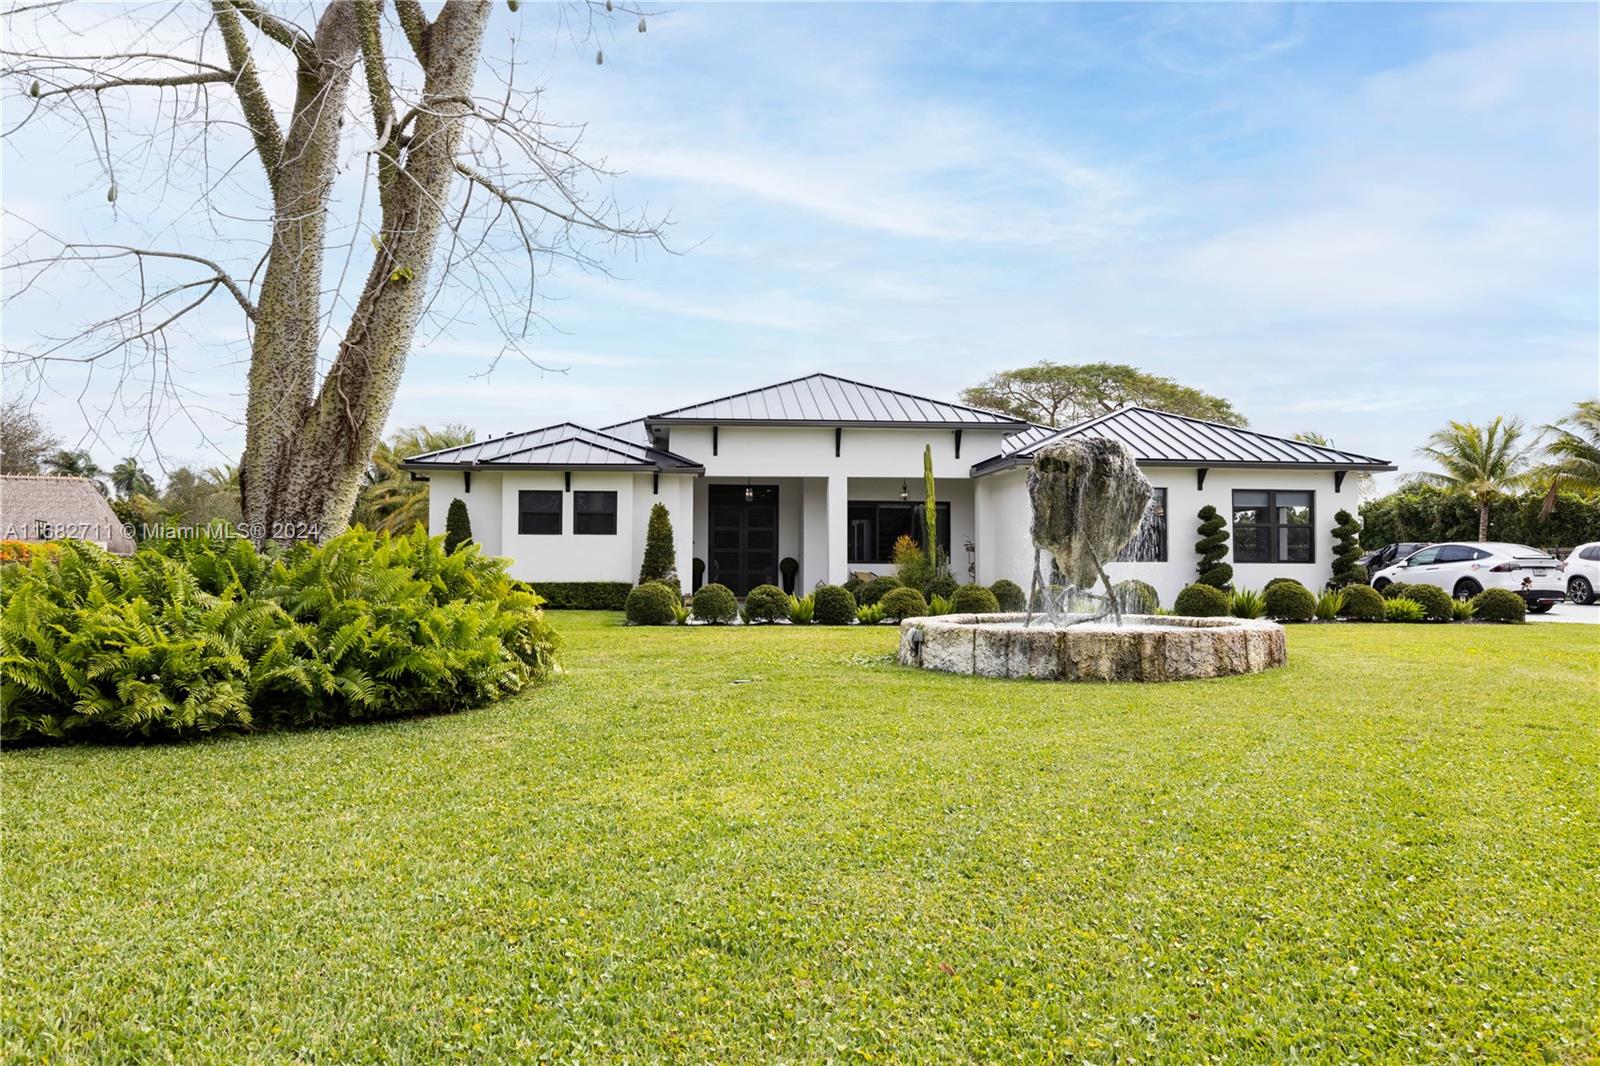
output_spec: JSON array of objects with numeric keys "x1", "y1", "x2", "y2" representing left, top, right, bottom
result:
[{"x1": 4, "y1": 2, "x2": 1596, "y2": 486}]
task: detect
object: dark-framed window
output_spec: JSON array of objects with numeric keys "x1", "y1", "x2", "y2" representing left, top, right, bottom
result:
[
  {"x1": 1115, "y1": 487, "x2": 1167, "y2": 562},
  {"x1": 573, "y1": 490, "x2": 618, "y2": 535},
  {"x1": 518, "y1": 490, "x2": 561, "y2": 535},
  {"x1": 847, "y1": 501, "x2": 951, "y2": 564},
  {"x1": 1232, "y1": 490, "x2": 1314, "y2": 564}
]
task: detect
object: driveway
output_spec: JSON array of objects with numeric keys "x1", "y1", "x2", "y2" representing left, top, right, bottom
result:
[{"x1": 1528, "y1": 602, "x2": 1600, "y2": 624}]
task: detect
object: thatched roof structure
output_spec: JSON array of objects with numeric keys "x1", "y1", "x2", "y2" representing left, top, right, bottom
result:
[{"x1": 0, "y1": 475, "x2": 135, "y2": 555}]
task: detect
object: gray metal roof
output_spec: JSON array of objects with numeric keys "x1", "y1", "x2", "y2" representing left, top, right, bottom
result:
[
  {"x1": 645, "y1": 373, "x2": 1026, "y2": 427},
  {"x1": 999, "y1": 422, "x2": 1061, "y2": 456},
  {"x1": 974, "y1": 406, "x2": 1395, "y2": 474},
  {"x1": 402, "y1": 423, "x2": 702, "y2": 472}
]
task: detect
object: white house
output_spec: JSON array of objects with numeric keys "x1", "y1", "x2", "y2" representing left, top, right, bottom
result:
[{"x1": 404, "y1": 373, "x2": 1393, "y2": 604}]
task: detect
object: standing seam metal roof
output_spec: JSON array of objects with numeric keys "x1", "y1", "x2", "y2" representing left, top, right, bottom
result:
[
  {"x1": 644, "y1": 372, "x2": 1025, "y2": 426},
  {"x1": 401, "y1": 423, "x2": 702, "y2": 470},
  {"x1": 975, "y1": 406, "x2": 1394, "y2": 473}
]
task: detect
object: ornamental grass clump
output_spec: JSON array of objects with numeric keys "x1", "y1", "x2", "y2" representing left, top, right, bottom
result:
[
  {"x1": 1228, "y1": 587, "x2": 1266, "y2": 619},
  {"x1": 1, "y1": 529, "x2": 557, "y2": 743},
  {"x1": 787, "y1": 593, "x2": 814, "y2": 625},
  {"x1": 1384, "y1": 597, "x2": 1426, "y2": 623},
  {"x1": 1314, "y1": 588, "x2": 1346, "y2": 621}
]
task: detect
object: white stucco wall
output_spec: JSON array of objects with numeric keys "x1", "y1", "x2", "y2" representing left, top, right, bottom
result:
[
  {"x1": 425, "y1": 471, "x2": 504, "y2": 556},
  {"x1": 663, "y1": 424, "x2": 1013, "y2": 479},
  {"x1": 977, "y1": 465, "x2": 1352, "y2": 607}
]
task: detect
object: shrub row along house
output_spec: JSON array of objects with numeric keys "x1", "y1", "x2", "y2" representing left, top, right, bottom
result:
[{"x1": 403, "y1": 373, "x2": 1394, "y2": 605}]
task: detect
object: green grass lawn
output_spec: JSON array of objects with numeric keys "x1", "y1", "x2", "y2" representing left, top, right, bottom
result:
[{"x1": 4, "y1": 614, "x2": 1598, "y2": 1063}]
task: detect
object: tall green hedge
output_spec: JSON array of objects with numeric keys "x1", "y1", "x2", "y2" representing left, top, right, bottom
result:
[
  {"x1": 1195, "y1": 506, "x2": 1232, "y2": 588},
  {"x1": 1359, "y1": 483, "x2": 1600, "y2": 550},
  {"x1": 529, "y1": 582, "x2": 632, "y2": 610},
  {"x1": 638, "y1": 503, "x2": 677, "y2": 590},
  {"x1": 444, "y1": 498, "x2": 472, "y2": 553}
]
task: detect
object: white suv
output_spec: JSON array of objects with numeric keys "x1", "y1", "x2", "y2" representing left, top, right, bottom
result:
[
  {"x1": 1561, "y1": 542, "x2": 1600, "y2": 605},
  {"x1": 1371, "y1": 542, "x2": 1566, "y2": 613}
]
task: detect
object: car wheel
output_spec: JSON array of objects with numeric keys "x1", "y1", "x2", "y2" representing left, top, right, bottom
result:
[
  {"x1": 1569, "y1": 576, "x2": 1595, "y2": 605},
  {"x1": 1452, "y1": 579, "x2": 1481, "y2": 601},
  {"x1": 1528, "y1": 603, "x2": 1554, "y2": 614},
  {"x1": 1373, "y1": 578, "x2": 1390, "y2": 592}
]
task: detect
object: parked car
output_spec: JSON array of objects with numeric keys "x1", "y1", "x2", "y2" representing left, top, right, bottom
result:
[
  {"x1": 1371, "y1": 542, "x2": 1566, "y2": 612},
  {"x1": 1357, "y1": 542, "x2": 1430, "y2": 577},
  {"x1": 1561, "y1": 541, "x2": 1600, "y2": 605}
]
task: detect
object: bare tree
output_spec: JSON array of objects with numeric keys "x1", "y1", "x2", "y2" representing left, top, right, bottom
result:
[{"x1": 3, "y1": 0, "x2": 662, "y2": 539}]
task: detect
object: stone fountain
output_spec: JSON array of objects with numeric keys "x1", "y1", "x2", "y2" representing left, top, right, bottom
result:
[{"x1": 897, "y1": 438, "x2": 1286, "y2": 682}]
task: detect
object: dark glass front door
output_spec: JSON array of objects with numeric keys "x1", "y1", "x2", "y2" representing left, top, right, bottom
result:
[{"x1": 709, "y1": 485, "x2": 779, "y2": 595}]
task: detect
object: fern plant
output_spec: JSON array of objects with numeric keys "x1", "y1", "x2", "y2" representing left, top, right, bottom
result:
[
  {"x1": 787, "y1": 593, "x2": 815, "y2": 625},
  {"x1": 1314, "y1": 588, "x2": 1346, "y2": 621},
  {"x1": 1227, "y1": 587, "x2": 1265, "y2": 619},
  {"x1": 855, "y1": 603, "x2": 887, "y2": 625}
]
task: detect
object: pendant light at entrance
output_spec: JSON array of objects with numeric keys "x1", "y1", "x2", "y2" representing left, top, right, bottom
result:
[
  {"x1": 899, "y1": 480, "x2": 909, "y2": 501},
  {"x1": 744, "y1": 480, "x2": 754, "y2": 503}
]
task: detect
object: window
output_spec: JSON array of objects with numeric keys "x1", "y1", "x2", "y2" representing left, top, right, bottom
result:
[
  {"x1": 1403, "y1": 545, "x2": 1441, "y2": 566},
  {"x1": 518, "y1": 490, "x2": 561, "y2": 535},
  {"x1": 1580, "y1": 545, "x2": 1600, "y2": 562},
  {"x1": 573, "y1": 490, "x2": 618, "y2": 535},
  {"x1": 847, "y1": 502, "x2": 951, "y2": 563},
  {"x1": 1115, "y1": 488, "x2": 1167, "y2": 562},
  {"x1": 1232, "y1": 490, "x2": 1314, "y2": 564},
  {"x1": 1434, "y1": 544, "x2": 1488, "y2": 563}
]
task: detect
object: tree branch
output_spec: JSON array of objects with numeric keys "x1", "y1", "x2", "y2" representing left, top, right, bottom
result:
[
  {"x1": 35, "y1": 70, "x2": 232, "y2": 99},
  {"x1": 393, "y1": 0, "x2": 430, "y2": 65},
  {"x1": 223, "y1": 0, "x2": 315, "y2": 64},
  {"x1": 212, "y1": 0, "x2": 284, "y2": 194}
]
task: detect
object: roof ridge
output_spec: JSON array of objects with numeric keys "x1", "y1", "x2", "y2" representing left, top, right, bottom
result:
[
  {"x1": 646, "y1": 371, "x2": 1026, "y2": 423},
  {"x1": 0, "y1": 473, "x2": 101, "y2": 482},
  {"x1": 1115, "y1": 405, "x2": 1386, "y2": 463}
]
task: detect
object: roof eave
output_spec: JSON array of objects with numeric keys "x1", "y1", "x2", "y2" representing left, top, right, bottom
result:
[
  {"x1": 644, "y1": 417, "x2": 1024, "y2": 430},
  {"x1": 400, "y1": 461, "x2": 705, "y2": 474},
  {"x1": 971, "y1": 457, "x2": 1396, "y2": 477}
]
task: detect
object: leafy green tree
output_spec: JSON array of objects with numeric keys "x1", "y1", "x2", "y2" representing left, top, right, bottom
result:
[
  {"x1": 1416, "y1": 417, "x2": 1538, "y2": 541},
  {"x1": 355, "y1": 425, "x2": 476, "y2": 534},
  {"x1": 1195, "y1": 505, "x2": 1232, "y2": 588},
  {"x1": 160, "y1": 466, "x2": 242, "y2": 527},
  {"x1": 638, "y1": 502, "x2": 677, "y2": 589},
  {"x1": 44, "y1": 449, "x2": 106, "y2": 494},
  {"x1": 111, "y1": 457, "x2": 157, "y2": 499},
  {"x1": 443, "y1": 499, "x2": 472, "y2": 553},
  {"x1": 961, "y1": 362, "x2": 1245, "y2": 427}
]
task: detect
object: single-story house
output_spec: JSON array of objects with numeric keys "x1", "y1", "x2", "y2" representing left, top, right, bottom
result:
[
  {"x1": 403, "y1": 373, "x2": 1394, "y2": 604},
  {"x1": 0, "y1": 474, "x2": 135, "y2": 555}
]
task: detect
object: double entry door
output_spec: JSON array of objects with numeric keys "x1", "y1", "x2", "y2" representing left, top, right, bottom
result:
[{"x1": 708, "y1": 485, "x2": 778, "y2": 596}]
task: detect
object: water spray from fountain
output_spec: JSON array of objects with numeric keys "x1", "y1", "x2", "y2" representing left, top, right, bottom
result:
[{"x1": 1023, "y1": 438, "x2": 1152, "y2": 628}]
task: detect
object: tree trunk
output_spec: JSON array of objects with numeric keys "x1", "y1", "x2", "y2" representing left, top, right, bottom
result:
[
  {"x1": 240, "y1": 0, "x2": 491, "y2": 542},
  {"x1": 1478, "y1": 499, "x2": 1490, "y2": 541}
]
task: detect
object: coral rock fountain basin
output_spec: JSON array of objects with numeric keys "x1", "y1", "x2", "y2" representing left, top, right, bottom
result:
[{"x1": 898, "y1": 613, "x2": 1286, "y2": 682}]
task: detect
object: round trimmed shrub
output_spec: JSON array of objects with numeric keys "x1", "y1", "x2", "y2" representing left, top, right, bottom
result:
[
  {"x1": 1263, "y1": 577, "x2": 1306, "y2": 594},
  {"x1": 879, "y1": 586, "x2": 929, "y2": 621},
  {"x1": 858, "y1": 574, "x2": 902, "y2": 606},
  {"x1": 743, "y1": 583, "x2": 790, "y2": 624},
  {"x1": 989, "y1": 579, "x2": 1025, "y2": 612},
  {"x1": 924, "y1": 573, "x2": 959, "y2": 601},
  {"x1": 1470, "y1": 587, "x2": 1526, "y2": 624},
  {"x1": 691, "y1": 582, "x2": 737, "y2": 624},
  {"x1": 1380, "y1": 581, "x2": 1418, "y2": 600},
  {"x1": 1263, "y1": 580, "x2": 1315, "y2": 622},
  {"x1": 1401, "y1": 583, "x2": 1453, "y2": 622},
  {"x1": 625, "y1": 582, "x2": 679, "y2": 625},
  {"x1": 950, "y1": 583, "x2": 1000, "y2": 614},
  {"x1": 1112, "y1": 579, "x2": 1159, "y2": 615},
  {"x1": 813, "y1": 584, "x2": 857, "y2": 625},
  {"x1": 1338, "y1": 583, "x2": 1385, "y2": 621},
  {"x1": 1173, "y1": 583, "x2": 1230, "y2": 617}
]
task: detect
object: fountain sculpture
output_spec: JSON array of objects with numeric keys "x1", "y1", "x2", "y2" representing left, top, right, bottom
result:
[{"x1": 897, "y1": 438, "x2": 1286, "y2": 682}]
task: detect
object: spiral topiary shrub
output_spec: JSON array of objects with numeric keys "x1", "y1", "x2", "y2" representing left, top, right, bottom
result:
[
  {"x1": 625, "y1": 582, "x2": 679, "y2": 625},
  {"x1": 1338, "y1": 583, "x2": 1385, "y2": 621},
  {"x1": 1263, "y1": 580, "x2": 1315, "y2": 622},
  {"x1": 858, "y1": 575, "x2": 902, "y2": 606},
  {"x1": 1470, "y1": 587, "x2": 1526, "y2": 624},
  {"x1": 1111, "y1": 579, "x2": 1159, "y2": 615},
  {"x1": 950, "y1": 583, "x2": 1000, "y2": 614},
  {"x1": 1174, "y1": 583, "x2": 1230, "y2": 617},
  {"x1": 1399, "y1": 583, "x2": 1453, "y2": 622},
  {"x1": 1195, "y1": 505, "x2": 1232, "y2": 588},
  {"x1": 812, "y1": 584, "x2": 857, "y2": 625},
  {"x1": 1330, "y1": 509, "x2": 1363, "y2": 588},
  {"x1": 879, "y1": 586, "x2": 929, "y2": 621},
  {"x1": 988, "y1": 579, "x2": 1025, "y2": 612},
  {"x1": 743, "y1": 583, "x2": 790, "y2": 624},
  {"x1": 691, "y1": 582, "x2": 737, "y2": 624}
]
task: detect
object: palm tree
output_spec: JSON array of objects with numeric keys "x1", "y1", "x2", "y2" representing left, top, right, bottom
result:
[
  {"x1": 1415, "y1": 417, "x2": 1538, "y2": 541},
  {"x1": 44, "y1": 448, "x2": 107, "y2": 494},
  {"x1": 110, "y1": 457, "x2": 157, "y2": 499},
  {"x1": 1536, "y1": 400, "x2": 1600, "y2": 513},
  {"x1": 354, "y1": 425, "x2": 476, "y2": 534}
]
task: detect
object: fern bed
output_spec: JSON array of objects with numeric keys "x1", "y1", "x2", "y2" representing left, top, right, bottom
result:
[{"x1": 3, "y1": 614, "x2": 1597, "y2": 1061}]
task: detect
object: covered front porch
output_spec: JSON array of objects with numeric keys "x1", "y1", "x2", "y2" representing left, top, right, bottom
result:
[{"x1": 689, "y1": 476, "x2": 976, "y2": 595}]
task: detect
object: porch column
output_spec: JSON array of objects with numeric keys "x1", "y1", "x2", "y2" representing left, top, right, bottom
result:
[
  {"x1": 826, "y1": 474, "x2": 849, "y2": 585},
  {"x1": 801, "y1": 478, "x2": 829, "y2": 590}
]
